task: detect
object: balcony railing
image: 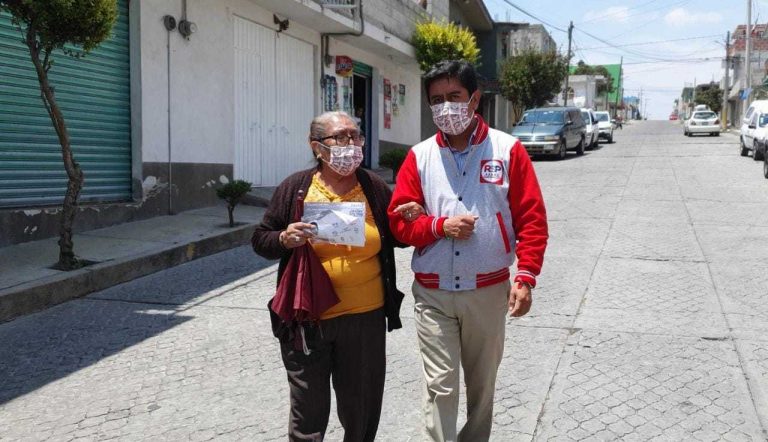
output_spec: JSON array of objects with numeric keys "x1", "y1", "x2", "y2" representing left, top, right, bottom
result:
[{"x1": 313, "y1": 0, "x2": 357, "y2": 19}]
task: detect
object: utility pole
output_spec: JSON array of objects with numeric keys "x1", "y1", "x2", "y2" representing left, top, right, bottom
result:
[
  {"x1": 614, "y1": 56, "x2": 623, "y2": 118},
  {"x1": 563, "y1": 21, "x2": 574, "y2": 106},
  {"x1": 744, "y1": 0, "x2": 753, "y2": 117},
  {"x1": 639, "y1": 87, "x2": 643, "y2": 120},
  {"x1": 723, "y1": 30, "x2": 730, "y2": 130}
]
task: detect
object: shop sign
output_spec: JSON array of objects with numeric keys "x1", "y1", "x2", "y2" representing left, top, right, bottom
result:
[{"x1": 335, "y1": 56, "x2": 354, "y2": 77}]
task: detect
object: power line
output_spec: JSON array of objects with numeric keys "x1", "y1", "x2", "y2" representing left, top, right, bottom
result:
[
  {"x1": 622, "y1": 57, "x2": 724, "y2": 65},
  {"x1": 578, "y1": 34, "x2": 722, "y2": 51},
  {"x1": 496, "y1": 0, "x2": 569, "y2": 33},
  {"x1": 574, "y1": 24, "x2": 721, "y2": 63}
]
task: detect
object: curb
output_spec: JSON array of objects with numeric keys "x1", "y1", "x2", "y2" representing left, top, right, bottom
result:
[{"x1": 0, "y1": 223, "x2": 257, "y2": 323}]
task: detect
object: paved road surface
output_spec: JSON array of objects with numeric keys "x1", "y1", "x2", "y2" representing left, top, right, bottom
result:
[{"x1": 2, "y1": 121, "x2": 768, "y2": 441}]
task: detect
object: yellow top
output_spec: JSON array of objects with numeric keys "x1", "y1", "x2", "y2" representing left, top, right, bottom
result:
[{"x1": 305, "y1": 174, "x2": 384, "y2": 320}]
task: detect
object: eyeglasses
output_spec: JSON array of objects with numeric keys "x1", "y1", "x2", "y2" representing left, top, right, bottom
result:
[{"x1": 313, "y1": 132, "x2": 365, "y2": 147}]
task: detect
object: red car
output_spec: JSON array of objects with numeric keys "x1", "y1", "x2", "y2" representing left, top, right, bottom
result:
[{"x1": 669, "y1": 114, "x2": 679, "y2": 121}]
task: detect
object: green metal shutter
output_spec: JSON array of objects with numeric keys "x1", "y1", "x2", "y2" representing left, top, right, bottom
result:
[{"x1": 0, "y1": 0, "x2": 131, "y2": 208}]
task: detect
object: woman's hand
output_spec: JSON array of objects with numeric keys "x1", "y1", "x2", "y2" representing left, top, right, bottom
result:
[
  {"x1": 280, "y1": 222, "x2": 316, "y2": 249},
  {"x1": 393, "y1": 202, "x2": 426, "y2": 222}
]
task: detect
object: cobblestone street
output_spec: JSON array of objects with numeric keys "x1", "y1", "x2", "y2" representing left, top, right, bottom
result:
[{"x1": 2, "y1": 121, "x2": 768, "y2": 441}]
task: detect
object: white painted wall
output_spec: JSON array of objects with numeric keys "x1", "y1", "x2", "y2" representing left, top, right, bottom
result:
[
  {"x1": 327, "y1": 38, "x2": 422, "y2": 149},
  {"x1": 138, "y1": 0, "x2": 321, "y2": 165},
  {"x1": 559, "y1": 76, "x2": 599, "y2": 109}
]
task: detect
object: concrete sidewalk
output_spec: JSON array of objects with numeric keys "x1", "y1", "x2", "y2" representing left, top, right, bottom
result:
[{"x1": 0, "y1": 203, "x2": 266, "y2": 323}]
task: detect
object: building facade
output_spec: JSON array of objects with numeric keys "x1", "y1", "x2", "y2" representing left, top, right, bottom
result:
[
  {"x1": 0, "y1": 0, "x2": 441, "y2": 246},
  {"x1": 477, "y1": 22, "x2": 557, "y2": 132},
  {"x1": 726, "y1": 24, "x2": 768, "y2": 126}
]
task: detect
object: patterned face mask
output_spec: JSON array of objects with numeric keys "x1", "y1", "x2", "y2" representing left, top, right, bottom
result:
[
  {"x1": 431, "y1": 96, "x2": 475, "y2": 136},
  {"x1": 319, "y1": 143, "x2": 364, "y2": 176}
]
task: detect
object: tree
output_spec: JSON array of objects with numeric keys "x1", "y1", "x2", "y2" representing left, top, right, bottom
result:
[
  {"x1": 694, "y1": 85, "x2": 723, "y2": 114},
  {"x1": 499, "y1": 49, "x2": 568, "y2": 124},
  {"x1": 412, "y1": 19, "x2": 480, "y2": 72},
  {"x1": 0, "y1": 0, "x2": 118, "y2": 270},
  {"x1": 216, "y1": 180, "x2": 253, "y2": 228},
  {"x1": 572, "y1": 60, "x2": 614, "y2": 95}
]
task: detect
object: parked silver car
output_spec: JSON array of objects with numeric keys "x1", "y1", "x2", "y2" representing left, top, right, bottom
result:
[
  {"x1": 594, "y1": 111, "x2": 614, "y2": 143},
  {"x1": 581, "y1": 108, "x2": 599, "y2": 149}
]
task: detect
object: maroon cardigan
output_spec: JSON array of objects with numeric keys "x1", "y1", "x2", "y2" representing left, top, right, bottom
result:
[{"x1": 252, "y1": 167, "x2": 405, "y2": 333}]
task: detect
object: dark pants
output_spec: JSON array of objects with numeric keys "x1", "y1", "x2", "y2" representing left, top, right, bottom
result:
[{"x1": 280, "y1": 308, "x2": 386, "y2": 442}]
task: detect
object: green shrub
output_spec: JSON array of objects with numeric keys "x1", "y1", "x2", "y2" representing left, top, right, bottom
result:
[
  {"x1": 216, "y1": 179, "x2": 252, "y2": 227},
  {"x1": 412, "y1": 20, "x2": 480, "y2": 72}
]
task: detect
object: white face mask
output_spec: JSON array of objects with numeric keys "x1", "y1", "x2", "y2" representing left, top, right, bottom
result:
[
  {"x1": 319, "y1": 143, "x2": 364, "y2": 176},
  {"x1": 431, "y1": 96, "x2": 475, "y2": 135}
]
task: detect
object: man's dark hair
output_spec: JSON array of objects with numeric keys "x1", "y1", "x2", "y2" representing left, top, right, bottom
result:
[{"x1": 423, "y1": 60, "x2": 478, "y2": 100}]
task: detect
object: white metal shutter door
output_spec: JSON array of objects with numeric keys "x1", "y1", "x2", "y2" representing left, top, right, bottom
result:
[
  {"x1": 233, "y1": 17, "x2": 275, "y2": 186},
  {"x1": 271, "y1": 34, "x2": 315, "y2": 186}
]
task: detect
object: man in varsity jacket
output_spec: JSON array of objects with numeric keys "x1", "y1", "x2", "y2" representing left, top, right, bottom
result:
[{"x1": 388, "y1": 60, "x2": 548, "y2": 442}]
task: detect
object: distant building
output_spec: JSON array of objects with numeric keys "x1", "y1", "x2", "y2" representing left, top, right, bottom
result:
[
  {"x1": 476, "y1": 22, "x2": 557, "y2": 132},
  {"x1": 623, "y1": 96, "x2": 640, "y2": 120},
  {"x1": 557, "y1": 75, "x2": 606, "y2": 109},
  {"x1": 564, "y1": 64, "x2": 623, "y2": 114},
  {"x1": 678, "y1": 86, "x2": 695, "y2": 120},
  {"x1": 727, "y1": 23, "x2": 768, "y2": 124}
]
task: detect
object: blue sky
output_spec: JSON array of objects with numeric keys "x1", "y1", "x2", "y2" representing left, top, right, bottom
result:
[{"x1": 482, "y1": 0, "x2": 766, "y2": 119}]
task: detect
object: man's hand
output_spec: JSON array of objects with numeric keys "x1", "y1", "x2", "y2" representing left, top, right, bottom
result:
[
  {"x1": 509, "y1": 282, "x2": 532, "y2": 317},
  {"x1": 443, "y1": 215, "x2": 478, "y2": 240}
]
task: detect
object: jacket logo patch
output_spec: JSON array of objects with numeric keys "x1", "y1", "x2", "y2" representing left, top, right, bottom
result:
[{"x1": 480, "y1": 160, "x2": 504, "y2": 184}]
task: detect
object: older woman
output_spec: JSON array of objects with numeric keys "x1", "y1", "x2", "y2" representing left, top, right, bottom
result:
[{"x1": 252, "y1": 111, "x2": 418, "y2": 441}]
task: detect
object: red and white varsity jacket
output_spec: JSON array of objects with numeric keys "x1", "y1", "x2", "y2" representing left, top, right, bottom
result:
[{"x1": 387, "y1": 115, "x2": 548, "y2": 291}]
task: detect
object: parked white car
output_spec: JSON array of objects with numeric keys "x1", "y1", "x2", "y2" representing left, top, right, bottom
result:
[
  {"x1": 740, "y1": 100, "x2": 768, "y2": 161},
  {"x1": 683, "y1": 111, "x2": 719, "y2": 137},
  {"x1": 694, "y1": 104, "x2": 710, "y2": 112},
  {"x1": 581, "y1": 108, "x2": 599, "y2": 149},
  {"x1": 594, "y1": 111, "x2": 614, "y2": 143}
]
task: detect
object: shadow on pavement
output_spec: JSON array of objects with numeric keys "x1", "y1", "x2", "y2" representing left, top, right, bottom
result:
[{"x1": 0, "y1": 245, "x2": 275, "y2": 406}]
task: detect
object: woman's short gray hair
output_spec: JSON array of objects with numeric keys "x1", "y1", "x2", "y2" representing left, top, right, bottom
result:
[{"x1": 309, "y1": 111, "x2": 357, "y2": 141}]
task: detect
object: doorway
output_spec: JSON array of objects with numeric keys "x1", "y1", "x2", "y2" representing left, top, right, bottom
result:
[
  {"x1": 352, "y1": 61, "x2": 373, "y2": 168},
  {"x1": 353, "y1": 74, "x2": 372, "y2": 168},
  {"x1": 233, "y1": 16, "x2": 315, "y2": 186}
]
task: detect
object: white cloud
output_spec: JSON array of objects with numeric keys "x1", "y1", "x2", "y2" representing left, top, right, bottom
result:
[
  {"x1": 664, "y1": 8, "x2": 722, "y2": 26},
  {"x1": 583, "y1": 6, "x2": 630, "y2": 23}
]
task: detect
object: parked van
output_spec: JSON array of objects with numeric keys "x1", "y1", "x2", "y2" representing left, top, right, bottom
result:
[
  {"x1": 511, "y1": 107, "x2": 587, "y2": 160},
  {"x1": 740, "y1": 100, "x2": 768, "y2": 161}
]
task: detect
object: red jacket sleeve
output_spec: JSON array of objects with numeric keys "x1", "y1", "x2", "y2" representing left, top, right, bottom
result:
[
  {"x1": 387, "y1": 150, "x2": 446, "y2": 248},
  {"x1": 508, "y1": 141, "x2": 548, "y2": 287}
]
